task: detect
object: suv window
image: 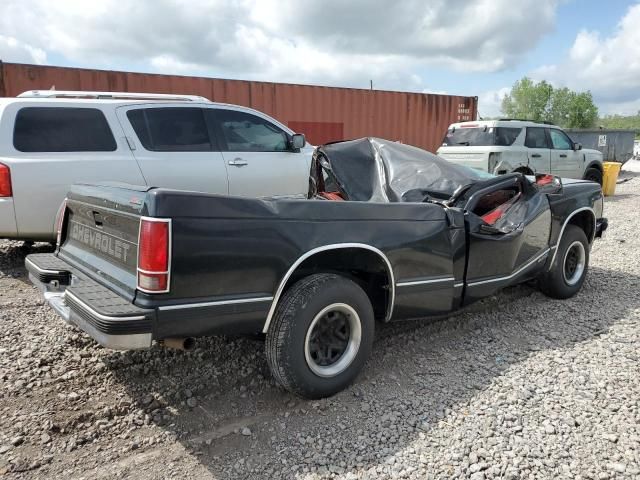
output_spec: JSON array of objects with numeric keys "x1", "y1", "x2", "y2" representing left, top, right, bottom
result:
[
  {"x1": 127, "y1": 108, "x2": 213, "y2": 152},
  {"x1": 442, "y1": 126, "x2": 521, "y2": 147},
  {"x1": 13, "y1": 107, "x2": 117, "y2": 152},
  {"x1": 214, "y1": 109, "x2": 289, "y2": 152},
  {"x1": 549, "y1": 129, "x2": 573, "y2": 150},
  {"x1": 524, "y1": 127, "x2": 549, "y2": 149}
]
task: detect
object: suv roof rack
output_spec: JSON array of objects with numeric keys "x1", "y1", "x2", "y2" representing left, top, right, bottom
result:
[
  {"x1": 498, "y1": 118, "x2": 558, "y2": 126},
  {"x1": 17, "y1": 90, "x2": 210, "y2": 102}
]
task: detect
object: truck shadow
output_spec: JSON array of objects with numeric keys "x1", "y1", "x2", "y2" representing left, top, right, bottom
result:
[{"x1": 104, "y1": 263, "x2": 636, "y2": 479}]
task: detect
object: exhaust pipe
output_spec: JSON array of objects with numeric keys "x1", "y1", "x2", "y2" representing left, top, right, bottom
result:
[{"x1": 161, "y1": 337, "x2": 196, "y2": 351}]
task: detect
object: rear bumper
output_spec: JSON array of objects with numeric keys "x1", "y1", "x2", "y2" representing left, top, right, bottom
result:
[
  {"x1": 595, "y1": 218, "x2": 608, "y2": 238},
  {"x1": 26, "y1": 253, "x2": 153, "y2": 350},
  {"x1": 25, "y1": 253, "x2": 269, "y2": 350},
  {"x1": 0, "y1": 197, "x2": 18, "y2": 238}
]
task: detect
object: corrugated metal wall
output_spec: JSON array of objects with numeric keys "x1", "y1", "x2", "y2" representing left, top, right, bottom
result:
[
  {"x1": 565, "y1": 129, "x2": 636, "y2": 164},
  {"x1": 0, "y1": 62, "x2": 477, "y2": 153}
]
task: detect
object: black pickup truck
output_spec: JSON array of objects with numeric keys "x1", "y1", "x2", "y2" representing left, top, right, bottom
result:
[{"x1": 26, "y1": 138, "x2": 607, "y2": 399}]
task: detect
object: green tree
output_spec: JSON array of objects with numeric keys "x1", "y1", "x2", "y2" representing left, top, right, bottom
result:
[
  {"x1": 565, "y1": 91, "x2": 598, "y2": 129},
  {"x1": 599, "y1": 112, "x2": 640, "y2": 138},
  {"x1": 500, "y1": 77, "x2": 598, "y2": 128},
  {"x1": 547, "y1": 87, "x2": 572, "y2": 125},
  {"x1": 501, "y1": 77, "x2": 553, "y2": 122}
]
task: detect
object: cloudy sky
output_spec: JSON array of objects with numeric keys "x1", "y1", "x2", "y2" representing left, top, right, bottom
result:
[{"x1": 1, "y1": 0, "x2": 639, "y2": 117}]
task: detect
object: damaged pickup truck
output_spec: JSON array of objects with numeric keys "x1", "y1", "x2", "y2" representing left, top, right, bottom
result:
[{"x1": 26, "y1": 138, "x2": 608, "y2": 399}]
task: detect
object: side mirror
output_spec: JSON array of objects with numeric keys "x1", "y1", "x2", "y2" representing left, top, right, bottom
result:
[
  {"x1": 290, "y1": 133, "x2": 306, "y2": 150},
  {"x1": 573, "y1": 142, "x2": 582, "y2": 151},
  {"x1": 534, "y1": 173, "x2": 563, "y2": 194}
]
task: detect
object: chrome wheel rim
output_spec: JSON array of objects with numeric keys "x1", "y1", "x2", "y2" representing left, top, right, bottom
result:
[
  {"x1": 304, "y1": 303, "x2": 361, "y2": 378},
  {"x1": 562, "y1": 241, "x2": 586, "y2": 286}
]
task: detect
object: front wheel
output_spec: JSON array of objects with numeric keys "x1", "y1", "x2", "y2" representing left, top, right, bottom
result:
[
  {"x1": 583, "y1": 167, "x2": 603, "y2": 186},
  {"x1": 265, "y1": 273, "x2": 375, "y2": 399},
  {"x1": 539, "y1": 224, "x2": 589, "y2": 299}
]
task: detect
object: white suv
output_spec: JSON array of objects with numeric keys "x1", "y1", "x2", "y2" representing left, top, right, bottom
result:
[
  {"x1": 0, "y1": 90, "x2": 313, "y2": 241},
  {"x1": 437, "y1": 119, "x2": 604, "y2": 184}
]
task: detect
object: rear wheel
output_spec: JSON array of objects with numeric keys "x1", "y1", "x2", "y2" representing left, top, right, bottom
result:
[
  {"x1": 265, "y1": 273, "x2": 375, "y2": 399},
  {"x1": 539, "y1": 225, "x2": 589, "y2": 299},
  {"x1": 583, "y1": 167, "x2": 603, "y2": 185}
]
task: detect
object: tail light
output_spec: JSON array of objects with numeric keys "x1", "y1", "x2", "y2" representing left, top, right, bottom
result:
[
  {"x1": 137, "y1": 217, "x2": 171, "y2": 293},
  {"x1": 0, "y1": 163, "x2": 11, "y2": 197},
  {"x1": 56, "y1": 198, "x2": 68, "y2": 246}
]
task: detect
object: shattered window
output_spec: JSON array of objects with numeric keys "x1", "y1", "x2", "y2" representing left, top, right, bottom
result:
[
  {"x1": 549, "y1": 129, "x2": 573, "y2": 150},
  {"x1": 473, "y1": 187, "x2": 521, "y2": 217}
]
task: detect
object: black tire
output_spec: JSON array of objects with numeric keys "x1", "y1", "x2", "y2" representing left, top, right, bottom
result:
[
  {"x1": 265, "y1": 273, "x2": 375, "y2": 399},
  {"x1": 584, "y1": 167, "x2": 603, "y2": 185},
  {"x1": 539, "y1": 225, "x2": 589, "y2": 299}
]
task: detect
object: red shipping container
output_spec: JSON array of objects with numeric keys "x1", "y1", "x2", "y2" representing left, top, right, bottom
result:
[{"x1": 0, "y1": 62, "x2": 477, "y2": 153}]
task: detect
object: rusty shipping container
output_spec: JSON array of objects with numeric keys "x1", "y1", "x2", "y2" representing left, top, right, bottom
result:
[{"x1": 0, "y1": 61, "x2": 477, "y2": 153}]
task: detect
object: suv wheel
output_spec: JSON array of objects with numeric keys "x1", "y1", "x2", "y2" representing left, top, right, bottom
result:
[
  {"x1": 265, "y1": 273, "x2": 375, "y2": 399},
  {"x1": 584, "y1": 167, "x2": 603, "y2": 185}
]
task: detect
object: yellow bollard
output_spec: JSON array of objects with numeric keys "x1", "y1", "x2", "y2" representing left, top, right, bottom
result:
[{"x1": 602, "y1": 162, "x2": 622, "y2": 196}]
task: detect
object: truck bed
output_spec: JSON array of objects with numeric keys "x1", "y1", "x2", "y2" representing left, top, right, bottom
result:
[{"x1": 27, "y1": 182, "x2": 461, "y2": 348}]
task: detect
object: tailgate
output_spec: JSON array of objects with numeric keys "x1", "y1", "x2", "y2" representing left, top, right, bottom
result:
[
  {"x1": 59, "y1": 183, "x2": 149, "y2": 299},
  {"x1": 438, "y1": 149, "x2": 490, "y2": 172}
]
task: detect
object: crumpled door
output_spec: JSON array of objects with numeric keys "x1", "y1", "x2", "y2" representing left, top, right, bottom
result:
[{"x1": 463, "y1": 175, "x2": 551, "y2": 303}]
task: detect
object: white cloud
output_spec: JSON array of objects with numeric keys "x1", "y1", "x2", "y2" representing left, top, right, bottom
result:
[
  {"x1": 478, "y1": 87, "x2": 510, "y2": 118},
  {"x1": 533, "y1": 4, "x2": 640, "y2": 114},
  {"x1": 0, "y1": 0, "x2": 559, "y2": 92},
  {"x1": 422, "y1": 88, "x2": 449, "y2": 95},
  {"x1": 0, "y1": 35, "x2": 46, "y2": 64}
]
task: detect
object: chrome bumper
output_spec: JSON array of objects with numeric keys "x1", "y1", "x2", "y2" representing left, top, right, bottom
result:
[{"x1": 27, "y1": 254, "x2": 153, "y2": 350}]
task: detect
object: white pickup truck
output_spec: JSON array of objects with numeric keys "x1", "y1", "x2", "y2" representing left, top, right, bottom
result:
[
  {"x1": 0, "y1": 90, "x2": 313, "y2": 241},
  {"x1": 437, "y1": 119, "x2": 604, "y2": 184}
]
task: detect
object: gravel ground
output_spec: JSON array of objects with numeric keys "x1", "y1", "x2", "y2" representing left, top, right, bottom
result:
[{"x1": 1, "y1": 170, "x2": 640, "y2": 480}]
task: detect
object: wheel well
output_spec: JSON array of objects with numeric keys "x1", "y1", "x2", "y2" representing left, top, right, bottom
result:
[
  {"x1": 282, "y1": 248, "x2": 392, "y2": 321},
  {"x1": 585, "y1": 163, "x2": 603, "y2": 173},
  {"x1": 567, "y1": 210, "x2": 595, "y2": 243}
]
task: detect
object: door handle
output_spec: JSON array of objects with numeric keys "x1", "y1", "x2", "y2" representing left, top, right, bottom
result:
[
  {"x1": 228, "y1": 158, "x2": 248, "y2": 167},
  {"x1": 559, "y1": 154, "x2": 567, "y2": 158},
  {"x1": 531, "y1": 154, "x2": 541, "y2": 158},
  {"x1": 92, "y1": 211, "x2": 103, "y2": 228}
]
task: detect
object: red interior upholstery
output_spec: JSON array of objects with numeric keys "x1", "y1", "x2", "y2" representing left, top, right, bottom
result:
[
  {"x1": 319, "y1": 192, "x2": 345, "y2": 201},
  {"x1": 481, "y1": 193, "x2": 521, "y2": 225}
]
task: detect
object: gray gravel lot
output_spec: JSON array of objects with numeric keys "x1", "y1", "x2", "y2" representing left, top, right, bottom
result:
[{"x1": 1, "y1": 170, "x2": 640, "y2": 479}]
